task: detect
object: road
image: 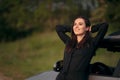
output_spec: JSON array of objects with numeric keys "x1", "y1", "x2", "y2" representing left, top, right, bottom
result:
[{"x1": 26, "y1": 71, "x2": 58, "y2": 80}]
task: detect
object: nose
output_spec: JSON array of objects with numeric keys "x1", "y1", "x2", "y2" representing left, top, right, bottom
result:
[{"x1": 75, "y1": 24, "x2": 79, "y2": 28}]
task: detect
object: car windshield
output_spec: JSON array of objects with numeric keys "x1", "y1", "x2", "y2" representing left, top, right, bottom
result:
[{"x1": 91, "y1": 48, "x2": 120, "y2": 67}]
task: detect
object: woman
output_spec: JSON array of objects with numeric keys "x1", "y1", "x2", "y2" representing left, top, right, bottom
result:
[{"x1": 55, "y1": 16, "x2": 108, "y2": 80}]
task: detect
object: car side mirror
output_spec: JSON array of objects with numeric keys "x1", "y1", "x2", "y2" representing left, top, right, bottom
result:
[{"x1": 53, "y1": 60, "x2": 63, "y2": 72}]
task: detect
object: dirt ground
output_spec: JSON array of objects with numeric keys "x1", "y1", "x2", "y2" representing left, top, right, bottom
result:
[{"x1": 0, "y1": 72, "x2": 13, "y2": 80}]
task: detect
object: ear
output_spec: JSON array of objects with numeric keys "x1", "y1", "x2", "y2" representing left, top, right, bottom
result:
[{"x1": 86, "y1": 27, "x2": 90, "y2": 32}]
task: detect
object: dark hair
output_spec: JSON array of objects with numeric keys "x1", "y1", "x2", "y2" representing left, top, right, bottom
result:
[{"x1": 65, "y1": 16, "x2": 92, "y2": 53}]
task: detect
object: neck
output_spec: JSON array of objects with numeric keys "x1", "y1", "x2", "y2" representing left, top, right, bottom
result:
[{"x1": 77, "y1": 34, "x2": 85, "y2": 43}]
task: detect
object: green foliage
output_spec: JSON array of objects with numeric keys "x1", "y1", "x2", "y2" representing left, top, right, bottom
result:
[
  {"x1": 90, "y1": 0, "x2": 107, "y2": 23},
  {"x1": 0, "y1": 0, "x2": 37, "y2": 41},
  {"x1": 0, "y1": 32, "x2": 64, "y2": 80},
  {"x1": 105, "y1": 0, "x2": 120, "y2": 31},
  {"x1": 90, "y1": 0, "x2": 120, "y2": 32},
  {"x1": 0, "y1": 0, "x2": 93, "y2": 41}
]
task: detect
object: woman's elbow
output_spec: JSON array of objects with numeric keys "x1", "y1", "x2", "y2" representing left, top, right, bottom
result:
[
  {"x1": 55, "y1": 25, "x2": 62, "y2": 32},
  {"x1": 102, "y1": 23, "x2": 109, "y2": 28}
]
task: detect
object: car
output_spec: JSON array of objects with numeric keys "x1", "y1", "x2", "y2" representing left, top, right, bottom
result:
[{"x1": 26, "y1": 30, "x2": 120, "y2": 80}]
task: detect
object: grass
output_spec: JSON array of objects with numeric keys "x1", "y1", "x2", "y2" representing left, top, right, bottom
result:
[
  {"x1": 0, "y1": 31, "x2": 64, "y2": 80},
  {"x1": 0, "y1": 31, "x2": 120, "y2": 80}
]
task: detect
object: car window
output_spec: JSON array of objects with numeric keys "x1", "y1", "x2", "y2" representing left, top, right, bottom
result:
[{"x1": 91, "y1": 48, "x2": 120, "y2": 67}]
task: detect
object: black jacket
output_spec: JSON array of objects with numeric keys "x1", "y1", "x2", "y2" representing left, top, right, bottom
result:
[{"x1": 56, "y1": 23, "x2": 108, "y2": 80}]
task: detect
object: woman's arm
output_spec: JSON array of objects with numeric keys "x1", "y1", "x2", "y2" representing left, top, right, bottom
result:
[
  {"x1": 56, "y1": 25, "x2": 71, "y2": 44},
  {"x1": 91, "y1": 23, "x2": 109, "y2": 47}
]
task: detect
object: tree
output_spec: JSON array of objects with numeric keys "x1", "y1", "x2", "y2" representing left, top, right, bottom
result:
[
  {"x1": 0, "y1": 0, "x2": 39, "y2": 41},
  {"x1": 0, "y1": 0, "x2": 100, "y2": 41},
  {"x1": 105, "y1": 0, "x2": 120, "y2": 31}
]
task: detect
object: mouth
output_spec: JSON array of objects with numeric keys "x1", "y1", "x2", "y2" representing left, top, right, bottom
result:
[{"x1": 75, "y1": 29, "x2": 80, "y2": 32}]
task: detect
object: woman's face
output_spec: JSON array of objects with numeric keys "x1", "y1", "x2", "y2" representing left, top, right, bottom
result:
[{"x1": 73, "y1": 18, "x2": 89, "y2": 36}]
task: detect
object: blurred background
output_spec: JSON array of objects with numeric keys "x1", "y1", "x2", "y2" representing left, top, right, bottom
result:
[{"x1": 0, "y1": 0, "x2": 120, "y2": 80}]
